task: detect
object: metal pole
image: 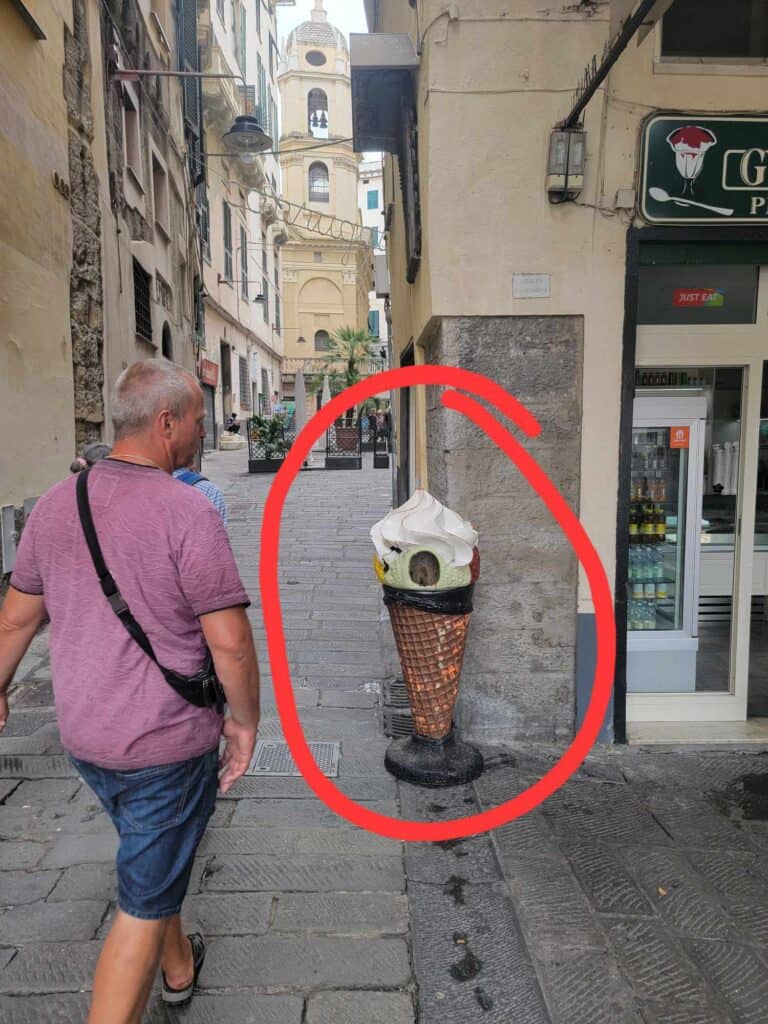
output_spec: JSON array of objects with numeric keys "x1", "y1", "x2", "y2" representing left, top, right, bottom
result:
[
  {"x1": 560, "y1": 0, "x2": 658, "y2": 129},
  {"x1": 112, "y1": 69, "x2": 247, "y2": 91}
]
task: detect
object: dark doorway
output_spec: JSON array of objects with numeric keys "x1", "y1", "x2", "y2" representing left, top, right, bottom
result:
[
  {"x1": 161, "y1": 322, "x2": 173, "y2": 361},
  {"x1": 202, "y1": 384, "x2": 216, "y2": 451},
  {"x1": 220, "y1": 342, "x2": 232, "y2": 418}
]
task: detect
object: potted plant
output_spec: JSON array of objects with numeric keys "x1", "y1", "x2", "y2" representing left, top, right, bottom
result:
[{"x1": 248, "y1": 412, "x2": 291, "y2": 473}]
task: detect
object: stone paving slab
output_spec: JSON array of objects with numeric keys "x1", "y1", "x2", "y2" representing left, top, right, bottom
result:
[
  {"x1": 537, "y1": 948, "x2": 643, "y2": 1024},
  {"x1": 39, "y1": 832, "x2": 118, "y2": 868},
  {"x1": 5, "y1": 779, "x2": 79, "y2": 806},
  {"x1": 637, "y1": 1002, "x2": 732, "y2": 1024},
  {"x1": 499, "y1": 855, "x2": 608, "y2": 958},
  {"x1": 605, "y1": 919, "x2": 708, "y2": 1004},
  {"x1": 0, "y1": 783, "x2": 18, "y2": 804},
  {"x1": 203, "y1": 854, "x2": 405, "y2": 893},
  {"x1": 408, "y1": 879, "x2": 549, "y2": 1024},
  {"x1": 272, "y1": 893, "x2": 409, "y2": 935},
  {"x1": 684, "y1": 939, "x2": 768, "y2": 1023},
  {"x1": 405, "y1": 837, "x2": 501, "y2": 884},
  {"x1": 183, "y1": 893, "x2": 272, "y2": 935},
  {"x1": 0, "y1": 711, "x2": 56, "y2": 738},
  {"x1": 230, "y1": 797, "x2": 398, "y2": 828},
  {"x1": 0, "y1": 842, "x2": 46, "y2": 870},
  {"x1": 0, "y1": 899, "x2": 106, "y2": 943},
  {"x1": 0, "y1": 940, "x2": 101, "y2": 993},
  {"x1": 0, "y1": 755, "x2": 73, "y2": 779},
  {"x1": 48, "y1": 862, "x2": 115, "y2": 902},
  {"x1": 221, "y1": 775, "x2": 396, "y2": 801},
  {"x1": 0, "y1": 993, "x2": 305, "y2": 1024},
  {"x1": 0, "y1": 869, "x2": 59, "y2": 906},
  {"x1": 306, "y1": 991, "x2": 415, "y2": 1024},
  {"x1": 199, "y1": 825, "x2": 399, "y2": 858},
  {"x1": 199, "y1": 936, "x2": 411, "y2": 990}
]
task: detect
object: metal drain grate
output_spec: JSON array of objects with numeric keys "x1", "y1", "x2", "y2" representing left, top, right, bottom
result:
[
  {"x1": 382, "y1": 678, "x2": 409, "y2": 708},
  {"x1": 245, "y1": 740, "x2": 340, "y2": 777},
  {"x1": 382, "y1": 706, "x2": 414, "y2": 738}
]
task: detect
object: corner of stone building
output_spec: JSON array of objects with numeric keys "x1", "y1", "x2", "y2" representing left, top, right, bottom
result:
[
  {"x1": 64, "y1": 0, "x2": 104, "y2": 447},
  {"x1": 424, "y1": 314, "x2": 584, "y2": 744}
]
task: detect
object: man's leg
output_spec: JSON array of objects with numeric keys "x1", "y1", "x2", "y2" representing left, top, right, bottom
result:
[
  {"x1": 87, "y1": 910, "x2": 169, "y2": 1024},
  {"x1": 160, "y1": 914, "x2": 194, "y2": 989}
]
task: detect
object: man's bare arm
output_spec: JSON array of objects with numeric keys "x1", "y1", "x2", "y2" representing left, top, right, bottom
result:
[
  {"x1": 0, "y1": 588, "x2": 47, "y2": 731},
  {"x1": 200, "y1": 606, "x2": 260, "y2": 792}
]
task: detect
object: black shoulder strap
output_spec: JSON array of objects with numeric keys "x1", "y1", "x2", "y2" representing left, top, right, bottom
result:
[{"x1": 75, "y1": 468, "x2": 160, "y2": 666}]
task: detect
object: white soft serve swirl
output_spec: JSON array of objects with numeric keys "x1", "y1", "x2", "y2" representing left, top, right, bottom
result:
[{"x1": 371, "y1": 490, "x2": 478, "y2": 568}]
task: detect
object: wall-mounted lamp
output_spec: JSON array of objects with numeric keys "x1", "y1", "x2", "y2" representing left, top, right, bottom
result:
[
  {"x1": 217, "y1": 273, "x2": 265, "y2": 301},
  {"x1": 547, "y1": 128, "x2": 586, "y2": 202}
]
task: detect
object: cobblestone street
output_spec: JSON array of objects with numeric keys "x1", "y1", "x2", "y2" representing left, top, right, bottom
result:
[{"x1": 1, "y1": 451, "x2": 768, "y2": 1022}]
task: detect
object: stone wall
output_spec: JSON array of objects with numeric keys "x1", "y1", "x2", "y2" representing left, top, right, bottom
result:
[
  {"x1": 64, "y1": 0, "x2": 104, "y2": 446},
  {"x1": 424, "y1": 315, "x2": 583, "y2": 744}
]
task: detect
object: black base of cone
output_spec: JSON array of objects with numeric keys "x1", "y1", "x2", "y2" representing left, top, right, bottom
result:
[{"x1": 384, "y1": 729, "x2": 484, "y2": 788}]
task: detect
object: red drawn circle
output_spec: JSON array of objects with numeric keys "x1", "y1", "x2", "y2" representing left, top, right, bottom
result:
[{"x1": 259, "y1": 366, "x2": 615, "y2": 841}]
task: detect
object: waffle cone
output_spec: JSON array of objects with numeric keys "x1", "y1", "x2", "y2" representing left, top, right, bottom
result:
[{"x1": 387, "y1": 602, "x2": 471, "y2": 740}]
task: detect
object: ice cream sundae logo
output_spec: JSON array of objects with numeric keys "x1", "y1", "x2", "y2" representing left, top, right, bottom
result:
[
  {"x1": 647, "y1": 124, "x2": 735, "y2": 217},
  {"x1": 666, "y1": 125, "x2": 717, "y2": 196}
]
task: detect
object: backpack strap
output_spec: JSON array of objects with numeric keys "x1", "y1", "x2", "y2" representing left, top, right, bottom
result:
[{"x1": 175, "y1": 470, "x2": 208, "y2": 486}]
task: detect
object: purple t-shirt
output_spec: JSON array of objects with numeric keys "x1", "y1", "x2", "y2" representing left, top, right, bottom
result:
[{"x1": 11, "y1": 461, "x2": 250, "y2": 770}]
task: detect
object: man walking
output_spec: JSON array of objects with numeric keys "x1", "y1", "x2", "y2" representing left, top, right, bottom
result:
[{"x1": 0, "y1": 359, "x2": 260, "y2": 1023}]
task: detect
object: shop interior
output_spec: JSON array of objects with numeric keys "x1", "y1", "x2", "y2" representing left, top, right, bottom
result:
[{"x1": 631, "y1": 363, "x2": 768, "y2": 714}]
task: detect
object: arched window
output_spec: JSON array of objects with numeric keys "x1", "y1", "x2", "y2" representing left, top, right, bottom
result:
[
  {"x1": 314, "y1": 329, "x2": 330, "y2": 352},
  {"x1": 308, "y1": 162, "x2": 330, "y2": 203},
  {"x1": 308, "y1": 88, "x2": 328, "y2": 138},
  {"x1": 161, "y1": 322, "x2": 173, "y2": 360}
]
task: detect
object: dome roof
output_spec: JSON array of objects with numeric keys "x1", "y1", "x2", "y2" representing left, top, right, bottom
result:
[{"x1": 286, "y1": 0, "x2": 348, "y2": 55}]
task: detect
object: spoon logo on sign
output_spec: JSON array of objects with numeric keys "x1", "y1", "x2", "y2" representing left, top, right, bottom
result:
[{"x1": 648, "y1": 125, "x2": 734, "y2": 217}]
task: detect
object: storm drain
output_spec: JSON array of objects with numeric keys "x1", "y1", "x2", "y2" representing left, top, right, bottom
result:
[
  {"x1": 382, "y1": 678, "x2": 409, "y2": 708},
  {"x1": 245, "y1": 740, "x2": 340, "y2": 778},
  {"x1": 382, "y1": 706, "x2": 414, "y2": 738}
]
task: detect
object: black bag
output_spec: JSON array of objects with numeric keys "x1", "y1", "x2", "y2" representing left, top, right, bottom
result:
[
  {"x1": 382, "y1": 583, "x2": 474, "y2": 615},
  {"x1": 76, "y1": 468, "x2": 226, "y2": 713}
]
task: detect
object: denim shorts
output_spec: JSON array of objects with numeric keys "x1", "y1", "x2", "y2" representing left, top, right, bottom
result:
[{"x1": 70, "y1": 748, "x2": 219, "y2": 920}]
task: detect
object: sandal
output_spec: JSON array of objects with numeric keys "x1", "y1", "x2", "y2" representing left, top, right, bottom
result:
[{"x1": 161, "y1": 932, "x2": 206, "y2": 1006}]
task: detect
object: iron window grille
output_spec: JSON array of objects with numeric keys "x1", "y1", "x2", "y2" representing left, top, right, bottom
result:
[
  {"x1": 133, "y1": 259, "x2": 152, "y2": 342},
  {"x1": 314, "y1": 329, "x2": 330, "y2": 352},
  {"x1": 308, "y1": 162, "x2": 330, "y2": 203}
]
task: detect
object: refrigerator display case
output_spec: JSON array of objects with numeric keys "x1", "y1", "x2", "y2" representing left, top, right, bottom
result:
[{"x1": 627, "y1": 395, "x2": 707, "y2": 692}]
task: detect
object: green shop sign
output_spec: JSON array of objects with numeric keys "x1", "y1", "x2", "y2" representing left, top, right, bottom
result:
[{"x1": 640, "y1": 115, "x2": 768, "y2": 224}]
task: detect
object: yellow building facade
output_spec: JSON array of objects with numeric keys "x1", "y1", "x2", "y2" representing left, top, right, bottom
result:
[{"x1": 277, "y1": 0, "x2": 370, "y2": 402}]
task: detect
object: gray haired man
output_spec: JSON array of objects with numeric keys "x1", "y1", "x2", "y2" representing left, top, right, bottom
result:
[{"x1": 0, "y1": 358, "x2": 260, "y2": 1022}]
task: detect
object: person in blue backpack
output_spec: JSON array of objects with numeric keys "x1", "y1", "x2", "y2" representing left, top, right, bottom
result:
[{"x1": 173, "y1": 465, "x2": 228, "y2": 527}]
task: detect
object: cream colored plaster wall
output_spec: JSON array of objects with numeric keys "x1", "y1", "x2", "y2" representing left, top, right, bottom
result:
[
  {"x1": 0, "y1": 1, "x2": 76, "y2": 507},
  {"x1": 374, "y1": 0, "x2": 768, "y2": 613}
]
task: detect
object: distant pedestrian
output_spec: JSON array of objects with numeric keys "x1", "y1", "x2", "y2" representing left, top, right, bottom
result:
[
  {"x1": 173, "y1": 465, "x2": 228, "y2": 526},
  {"x1": 0, "y1": 358, "x2": 260, "y2": 1022},
  {"x1": 224, "y1": 412, "x2": 240, "y2": 434},
  {"x1": 70, "y1": 441, "x2": 112, "y2": 474}
]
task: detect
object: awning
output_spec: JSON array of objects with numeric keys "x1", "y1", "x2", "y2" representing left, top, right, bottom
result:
[{"x1": 350, "y1": 33, "x2": 419, "y2": 153}]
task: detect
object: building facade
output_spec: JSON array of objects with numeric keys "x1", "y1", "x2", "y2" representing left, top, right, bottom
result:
[
  {"x1": 196, "y1": 0, "x2": 286, "y2": 446},
  {"x1": 354, "y1": 0, "x2": 768, "y2": 746},
  {"x1": 277, "y1": 0, "x2": 372, "y2": 407},
  {"x1": 1, "y1": 0, "x2": 199, "y2": 518},
  {"x1": 358, "y1": 156, "x2": 389, "y2": 352}
]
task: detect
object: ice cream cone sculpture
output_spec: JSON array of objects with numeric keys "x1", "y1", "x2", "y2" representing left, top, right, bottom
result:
[{"x1": 371, "y1": 491, "x2": 480, "y2": 742}]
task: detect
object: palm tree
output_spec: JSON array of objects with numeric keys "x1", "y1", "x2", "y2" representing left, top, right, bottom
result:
[{"x1": 307, "y1": 326, "x2": 379, "y2": 421}]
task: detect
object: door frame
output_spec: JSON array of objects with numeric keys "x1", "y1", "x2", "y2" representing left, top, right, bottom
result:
[{"x1": 616, "y1": 227, "x2": 768, "y2": 741}]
